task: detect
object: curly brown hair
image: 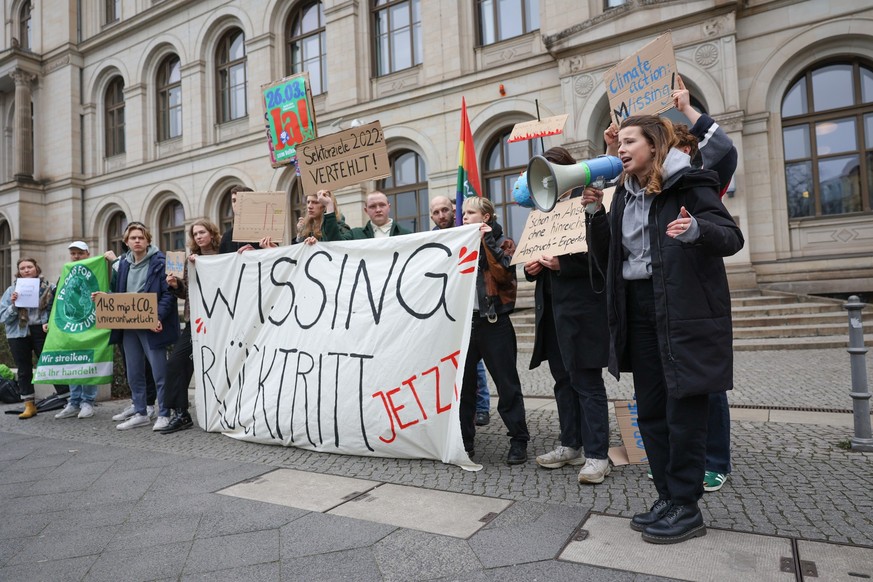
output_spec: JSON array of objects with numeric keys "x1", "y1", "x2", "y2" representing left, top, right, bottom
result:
[{"x1": 187, "y1": 218, "x2": 221, "y2": 254}]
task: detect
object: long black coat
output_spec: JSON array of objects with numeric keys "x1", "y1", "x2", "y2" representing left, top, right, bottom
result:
[
  {"x1": 527, "y1": 223, "x2": 610, "y2": 372},
  {"x1": 589, "y1": 168, "x2": 743, "y2": 398}
]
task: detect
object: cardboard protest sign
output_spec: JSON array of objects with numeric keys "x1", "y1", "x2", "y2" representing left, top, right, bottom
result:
[
  {"x1": 612, "y1": 400, "x2": 648, "y2": 464},
  {"x1": 508, "y1": 114, "x2": 568, "y2": 143},
  {"x1": 262, "y1": 73, "x2": 318, "y2": 167},
  {"x1": 510, "y1": 186, "x2": 615, "y2": 265},
  {"x1": 232, "y1": 192, "x2": 287, "y2": 243},
  {"x1": 296, "y1": 121, "x2": 390, "y2": 194},
  {"x1": 165, "y1": 251, "x2": 187, "y2": 279},
  {"x1": 95, "y1": 293, "x2": 158, "y2": 329},
  {"x1": 189, "y1": 226, "x2": 483, "y2": 470},
  {"x1": 13, "y1": 278, "x2": 39, "y2": 308},
  {"x1": 603, "y1": 32, "x2": 678, "y2": 126}
]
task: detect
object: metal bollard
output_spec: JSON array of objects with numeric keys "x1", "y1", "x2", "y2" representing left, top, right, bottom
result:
[{"x1": 843, "y1": 295, "x2": 873, "y2": 452}]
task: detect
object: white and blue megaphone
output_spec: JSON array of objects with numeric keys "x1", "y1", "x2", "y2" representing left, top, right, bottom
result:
[{"x1": 518, "y1": 155, "x2": 623, "y2": 213}]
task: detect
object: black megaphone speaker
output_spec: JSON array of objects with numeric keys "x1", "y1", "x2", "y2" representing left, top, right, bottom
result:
[{"x1": 526, "y1": 155, "x2": 623, "y2": 212}]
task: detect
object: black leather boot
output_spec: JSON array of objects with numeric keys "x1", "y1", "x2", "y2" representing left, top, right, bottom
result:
[
  {"x1": 630, "y1": 499, "x2": 673, "y2": 532},
  {"x1": 506, "y1": 441, "x2": 527, "y2": 465},
  {"x1": 642, "y1": 503, "x2": 706, "y2": 544},
  {"x1": 159, "y1": 409, "x2": 193, "y2": 434}
]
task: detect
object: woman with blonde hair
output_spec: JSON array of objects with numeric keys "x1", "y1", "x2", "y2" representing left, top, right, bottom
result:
[
  {"x1": 161, "y1": 218, "x2": 220, "y2": 433},
  {"x1": 300, "y1": 189, "x2": 351, "y2": 244},
  {"x1": 585, "y1": 114, "x2": 743, "y2": 543},
  {"x1": 0, "y1": 258, "x2": 53, "y2": 418}
]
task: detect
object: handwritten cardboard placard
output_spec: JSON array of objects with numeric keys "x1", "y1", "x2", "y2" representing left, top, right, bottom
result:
[
  {"x1": 165, "y1": 251, "x2": 187, "y2": 279},
  {"x1": 13, "y1": 278, "x2": 40, "y2": 308},
  {"x1": 508, "y1": 114, "x2": 568, "y2": 143},
  {"x1": 95, "y1": 293, "x2": 158, "y2": 329},
  {"x1": 603, "y1": 32, "x2": 678, "y2": 126},
  {"x1": 262, "y1": 73, "x2": 318, "y2": 168},
  {"x1": 296, "y1": 121, "x2": 391, "y2": 194},
  {"x1": 232, "y1": 192, "x2": 287, "y2": 243},
  {"x1": 510, "y1": 186, "x2": 616, "y2": 265}
]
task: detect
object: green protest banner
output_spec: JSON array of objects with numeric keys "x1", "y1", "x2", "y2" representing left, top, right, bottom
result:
[
  {"x1": 262, "y1": 72, "x2": 318, "y2": 167},
  {"x1": 34, "y1": 257, "x2": 113, "y2": 385}
]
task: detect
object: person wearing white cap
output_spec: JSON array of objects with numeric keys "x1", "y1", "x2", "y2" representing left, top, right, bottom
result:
[{"x1": 51, "y1": 241, "x2": 100, "y2": 419}]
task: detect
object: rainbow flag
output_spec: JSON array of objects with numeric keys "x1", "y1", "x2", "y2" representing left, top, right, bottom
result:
[{"x1": 455, "y1": 97, "x2": 482, "y2": 225}]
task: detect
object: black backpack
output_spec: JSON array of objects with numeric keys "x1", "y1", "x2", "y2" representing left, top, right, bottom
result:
[{"x1": 0, "y1": 379, "x2": 20, "y2": 404}]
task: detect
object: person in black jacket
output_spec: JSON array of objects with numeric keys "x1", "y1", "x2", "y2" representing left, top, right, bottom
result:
[
  {"x1": 585, "y1": 115, "x2": 743, "y2": 544},
  {"x1": 524, "y1": 147, "x2": 611, "y2": 484}
]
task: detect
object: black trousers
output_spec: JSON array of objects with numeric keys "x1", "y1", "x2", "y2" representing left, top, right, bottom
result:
[
  {"x1": 626, "y1": 279, "x2": 708, "y2": 506},
  {"x1": 459, "y1": 313, "x2": 529, "y2": 450},
  {"x1": 164, "y1": 325, "x2": 193, "y2": 410},
  {"x1": 8, "y1": 325, "x2": 46, "y2": 399}
]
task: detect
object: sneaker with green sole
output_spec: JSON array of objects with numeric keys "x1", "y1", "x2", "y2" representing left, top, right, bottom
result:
[{"x1": 703, "y1": 471, "x2": 727, "y2": 492}]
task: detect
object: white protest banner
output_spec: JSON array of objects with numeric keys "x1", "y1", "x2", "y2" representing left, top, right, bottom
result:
[
  {"x1": 603, "y1": 32, "x2": 678, "y2": 126},
  {"x1": 14, "y1": 278, "x2": 40, "y2": 308},
  {"x1": 511, "y1": 186, "x2": 616, "y2": 265},
  {"x1": 189, "y1": 226, "x2": 483, "y2": 470}
]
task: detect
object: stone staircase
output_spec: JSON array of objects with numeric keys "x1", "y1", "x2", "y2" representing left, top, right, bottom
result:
[{"x1": 511, "y1": 278, "x2": 873, "y2": 352}]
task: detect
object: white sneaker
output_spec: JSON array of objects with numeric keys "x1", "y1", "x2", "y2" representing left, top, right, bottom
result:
[
  {"x1": 577, "y1": 458, "x2": 611, "y2": 484},
  {"x1": 112, "y1": 404, "x2": 136, "y2": 421},
  {"x1": 152, "y1": 416, "x2": 170, "y2": 431},
  {"x1": 146, "y1": 405, "x2": 156, "y2": 420},
  {"x1": 78, "y1": 402, "x2": 95, "y2": 419},
  {"x1": 535, "y1": 446, "x2": 585, "y2": 469},
  {"x1": 54, "y1": 404, "x2": 81, "y2": 419},
  {"x1": 116, "y1": 413, "x2": 151, "y2": 430}
]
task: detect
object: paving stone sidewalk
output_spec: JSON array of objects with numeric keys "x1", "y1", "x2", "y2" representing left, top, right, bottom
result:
[{"x1": 0, "y1": 346, "x2": 871, "y2": 580}]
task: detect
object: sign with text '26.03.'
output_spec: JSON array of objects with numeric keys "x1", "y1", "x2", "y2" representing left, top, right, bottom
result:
[
  {"x1": 262, "y1": 73, "x2": 318, "y2": 166},
  {"x1": 296, "y1": 121, "x2": 390, "y2": 193}
]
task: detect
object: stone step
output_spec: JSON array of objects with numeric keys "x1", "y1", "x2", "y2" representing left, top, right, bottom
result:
[
  {"x1": 732, "y1": 334, "x2": 873, "y2": 351},
  {"x1": 731, "y1": 295, "x2": 798, "y2": 306},
  {"x1": 732, "y1": 322, "x2": 856, "y2": 339},
  {"x1": 731, "y1": 302, "x2": 849, "y2": 317},
  {"x1": 732, "y1": 311, "x2": 873, "y2": 328}
]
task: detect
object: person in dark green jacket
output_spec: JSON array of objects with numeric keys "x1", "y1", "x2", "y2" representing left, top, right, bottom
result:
[{"x1": 348, "y1": 191, "x2": 412, "y2": 239}]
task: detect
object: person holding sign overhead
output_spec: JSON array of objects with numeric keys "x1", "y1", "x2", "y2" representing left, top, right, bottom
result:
[
  {"x1": 161, "y1": 219, "x2": 220, "y2": 434},
  {"x1": 0, "y1": 258, "x2": 54, "y2": 419},
  {"x1": 296, "y1": 190, "x2": 351, "y2": 244},
  {"x1": 584, "y1": 115, "x2": 742, "y2": 544},
  {"x1": 524, "y1": 147, "x2": 612, "y2": 485},
  {"x1": 460, "y1": 196, "x2": 529, "y2": 465},
  {"x1": 96, "y1": 223, "x2": 179, "y2": 430}
]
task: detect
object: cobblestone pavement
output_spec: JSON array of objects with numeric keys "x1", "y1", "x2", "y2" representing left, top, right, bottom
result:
[{"x1": 1, "y1": 346, "x2": 871, "y2": 557}]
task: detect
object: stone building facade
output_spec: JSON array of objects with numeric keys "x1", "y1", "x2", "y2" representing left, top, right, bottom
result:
[{"x1": 0, "y1": 0, "x2": 870, "y2": 296}]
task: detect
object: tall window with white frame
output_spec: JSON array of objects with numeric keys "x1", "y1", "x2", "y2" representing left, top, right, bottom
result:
[
  {"x1": 217, "y1": 29, "x2": 247, "y2": 123},
  {"x1": 105, "y1": 0, "x2": 120, "y2": 24},
  {"x1": 483, "y1": 128, "x2": 542, "y2": 241},
  {"x1": 379, "y1": 150, "x2": 428, "y2": 232},
  {"x1": 478, "y1": 0, "x2": 539, "y2": 46},
  {"x1": 19, "y1": 1, "x2": 32, "y2": 49},
  {"x1": 287, "y1": 1, "x2": 327, "y2": 95},
  {"x1": 160, "y1": 201, "x2": 186, "y2": 251},
  {"x1": 782, "y1": 59, "x2": 873, "y2": 219},
  {"x1": 105, "y1": 77, "x2": 126, "y2": 157},
  {"x1": 157, "y1": 55, "x2": 182, "y2": 141},
  {"x1": 0, "y1": 221, "x2": 10, "y2": 292},
  {"x1": 373, "y1": 0, "x2": 421, "y2": 76},
  {"x1": 107, "y1": 212, "x2": 128, "y2": 258}
]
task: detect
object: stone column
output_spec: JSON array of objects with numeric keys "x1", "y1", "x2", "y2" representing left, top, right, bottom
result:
[{"x1": 11, "y1": 68, "x2": 36, "y2": 180}]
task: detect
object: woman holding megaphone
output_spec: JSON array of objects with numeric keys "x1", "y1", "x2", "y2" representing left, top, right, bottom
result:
[{"x1": 584, "y1": 115, "x2": 743, "y2": 545}]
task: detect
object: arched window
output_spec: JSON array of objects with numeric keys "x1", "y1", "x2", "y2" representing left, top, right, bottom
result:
[
  {"x1": 216, "y1": 29, "x2": 247, "y2": 123},
  {"x1": 19, "y1": 1, "x2": 32, "y2": 50},
  {"x1": 478, "y1": 0, "x2": 539, "y2": 46},
  {"x1": 379, "y1": 150, "x2": 428, "y2": 232},
  {"x1": 782, "y1": 59, "x2": 873, "y2": 219},
  {"x1": 105, "y1": 0, "x2": 120, "y2": 24},
  {"x1": 160, "y1": 201, "x2": 186, "y2": 251},
  {"x1": 157, "y1": 55, "x2": 182, "y2": 141},
  {"x1": 105, "y1": 77, "x2": 125, "y2": 157},
  {"x1": 219, "y1": 187, "x2": 236, "y2": 236},
  {"x1": 373, "y1": 0, "x2": 421, "y2": 76},
  {"x1": 107, "y1": 212, "x2": 128, "y2": 258},
  {"x1": 287, "y1": 1, "x2": 326, "y2": 95},
  {"x1": 483, "y1": 127, "x2": 542, "y2": 241},
  {"x1": 0, "y1": 220, "x2": 10, "y2": 292}
]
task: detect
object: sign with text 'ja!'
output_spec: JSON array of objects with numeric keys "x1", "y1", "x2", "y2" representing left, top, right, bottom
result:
[{"x1": 296, "y1": 121, "x2": 390, "y2": 194}]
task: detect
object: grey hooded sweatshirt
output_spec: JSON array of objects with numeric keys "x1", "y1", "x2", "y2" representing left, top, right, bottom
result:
[{"x1": 123, "y1": 245, "x2": 160, "y2": 293}]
